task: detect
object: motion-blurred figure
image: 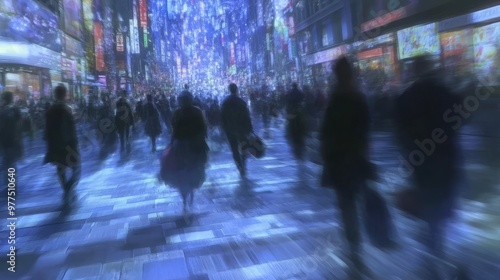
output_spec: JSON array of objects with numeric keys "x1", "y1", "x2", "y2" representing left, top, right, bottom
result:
[
  {"x1": 157, "y1": 94, "x2": 172, "y2": 133},
  {"x1": 115, "y1": 90, "x2": 135, "y2": 153},
  {"x1": 320, "y1": 57, "x2": 372, "y2": 275},
  {"x1": 169, "y1": 91, "x2": 209, "y2": 213},
  {"x1": 260, "y1": 84, "x2": 272, "y2": 137},
  {"x1": 221, "y1": 83, "x2": 253, "y2": 178},
  {"x1": 143, "y1": 94, "x2": 162, "y2": 152},
  {"x1": 0, "y1": 92, "x2": 23, "y2": 190},
  {"x1": 395, "y1": 55, "x2": 461, "y2": 271},
  {"x1": 44, "y1": 85, "x2": 81, "y2": 206},
  {"x1": 285, "y1": 83, "x2": 307, "y2": 161}
]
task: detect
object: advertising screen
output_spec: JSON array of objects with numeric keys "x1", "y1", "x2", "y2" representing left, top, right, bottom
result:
[
  {"x1": 474, "y1": 22, "x2": 500, "y2": 85},
  {"x1": 94, "y1": 22, "x2": 105, "y2": 72},
  {"x1": 0, "y1": 41, "x2": 61, "y2": 71},
  {"x1": 62, "y1": 33, "x2": 84, "y2": 57},
  {"x1": 440, "y1": 29, "x2": 473, "y2": 57},
  {"x1": 82, "y1": 0, "x2": 93, "y2": 31},
  {"x1": 139, "y1": 0, "x2": 148, "y2": 28},
  {"x1": 63, "y1": 0, "x2": 83, "y2": 39},
  {"x1": 397, "y1": 23, "x2": 440, "y2": 59},
  {"x1": 0, "y1": 0, "x2": 61, "y2": 52}
]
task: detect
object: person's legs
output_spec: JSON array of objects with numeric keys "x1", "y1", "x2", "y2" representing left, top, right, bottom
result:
[
  {"x1": 57, "y1": 166, "x2": 67, "y2": 189},
  {"x1": 337, "y1": 188, "x2": 371, "y2": 275},
  {"x1": 67, "y1": 163, "x2": 81, "y2": 192},
  {"x1": 118, "y1": 128, "x2": 125, "y2": 151},
  {"x1": 180, "y1": 189, "x2": 189, "y2": 212},
  {"x1": 228, "y1": 136, "x2": 244, "y2": 175},
  {"x1": 189, "y1": 189, "x2": 194, "y2": 206},
  {"x1": 150, "y1": 136, "x2": 156, "y2": 152},
  {"x1": 124, "y1": 126, "x2": 131, "y2": 150},
  {"x1": 336, "y1": 189, "x2": 363, "y2": 266}
]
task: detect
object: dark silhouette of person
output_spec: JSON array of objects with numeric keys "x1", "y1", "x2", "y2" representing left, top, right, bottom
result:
[
  {"x1": 97, "y1": 92, "x2": 116, "y2": 157},
  {"x1": 169, "y1": 91, "x2": 209, "y2": 212},
  {"x1": 43, "y1": 85, "x2": 81, "y2": 206},
  {"x1": 221, "y1": 83, "x2": 253, "y2": 178},
  {"x1": 320, "y1": 56, "x2": 372, "y2": 275},
  {"x1": 285, "y1": 83, "x2": 307, "y2": 161},
  {"x1": 260, "y1": 84, "x2": 271, "y2": 137},
  {"x1": 156, "y1": 94, "x2": 172, "y2": 132},
  {"x1": 115, "y1": 90, "x2": 135, "y2": 153},
  {"x1": 394, "y1": 55, "x2": 461, "y2": 262},
  {"x1": 0, "y1": 92, "x2": 23, "y2": 190},
  {"x1": 143, "y1": 94, "x2": 162, "y2": 152}
]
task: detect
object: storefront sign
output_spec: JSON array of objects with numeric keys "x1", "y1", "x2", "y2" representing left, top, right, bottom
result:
[
  {"x1": 472, "y1": 5, "x2": 500, "y2": 25},
  {"x1": 98, "y1": 75, "x2": 107, "y2": 87},
  {"x1": 361, "y1": 7, "x2": 408, "y2": 32},
  {"x1": 0, "y1": 42, "x2": 61, "y2": 71},
  {"x1": 0, "y1": 41, "x2": 30, "y2": 58},
  {"x1": 143, "y1": 28, "x2": 148, "y2": 48},
  {"x1": 358, "y1": 48, "x2": 384, "y2": 60},
  {"x1": 139, "y1": 0, "x2": 148, "y2": 28},
  {"x1": 439, "y1": 5, "x2": 500, "y2": 32},
  {"x1": 61, "y1": 57, "x2": 77, "y2": 73},
  {"x1": 304, "y1": 45, "x2": 347, "y2": 66},
  {"x1": 116, "y1": 33, "x2": 124, "y2": 52},
  {"x1": 353, "y1": 33, "x2": 394, "y2": 49}
]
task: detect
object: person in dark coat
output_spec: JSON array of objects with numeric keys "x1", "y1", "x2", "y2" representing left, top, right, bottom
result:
[
  {"x1": 167, "y1": 91, "x2": 209, "y2": 213},
  {"x1": 394, "y1": 55, "x2": 461, "y2": 262},
  {"x1": 97, "y1": 93, "x2": 117, "y2": 157},
  {"x1": 0, "y1": 92, "x2": 23, "y2": 190},
  {"x1": 115, "y1": 90, "x2": 135, "y2": 153},
  {"x1": 320, "y1": 57, "x2": 372, "y2": 275},
  {"x1": 44, "y1": 85, "x2": 81, "y2": 206},
  {"x1": 156, "y1": 94, "x2": 172, "y2": 132},
  {"x1": 135, "y1": 98, "x2": 144, "y2": 122},
  {"x1": 221, "y1": 83, "x2": 253, "y2": 178},
  {"x1": 285, "y1": 83, "x2": 307, "y2": 161},
  {"x1": 144, "y1": 94, "x2": 162, "y2": 152}
]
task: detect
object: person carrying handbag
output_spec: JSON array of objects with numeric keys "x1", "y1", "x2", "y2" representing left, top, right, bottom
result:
[
  {"x1": 320, "y1": 57, "x2": 375, "y2": 277},
  {"x1": 221, "y1": 83, "x2": 254, "y2": 178}
]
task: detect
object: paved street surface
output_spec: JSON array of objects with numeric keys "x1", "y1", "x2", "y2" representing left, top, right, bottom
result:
[{"x1": 0, "y1": 118, "x2": 499, "y2": 280}]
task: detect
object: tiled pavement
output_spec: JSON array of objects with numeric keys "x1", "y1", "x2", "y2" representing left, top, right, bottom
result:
[{"x1": 0, "y1": 119, "x2": 499, "y2": 280}]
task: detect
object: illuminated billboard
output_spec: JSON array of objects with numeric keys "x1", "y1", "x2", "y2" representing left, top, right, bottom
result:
[
  {"x1": 139, "y1": 0, "x2": 148, "y2": 28},
  {"x1": 0, "y1": 0, "x2": 61, "y2": 52},
  {"x1": 397, "y1": 23, "x2": 440, "y2": 59},
  {"x1": 94, "y1": 22, "x2": 105, "y2": 71},
  {"x1": 63, "y1": 0, "x2": 83, "y2": 39}
]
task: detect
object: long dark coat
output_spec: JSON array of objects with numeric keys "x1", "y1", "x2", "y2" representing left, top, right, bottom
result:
[
  {"x1": 144, "y1": 101, "x2": 162, "y2": 137},
  {"x1": 168, "y1": 105, "x2": 209, "y2": 189},
  {"x1": 115, "y1": 97, "x2": 135, "y2": 128},
  {"x1": 44, "y1": 102, "x2": 80, "y2": 167},
  {"x1": 220, "y1": 94, "x2": 253, "y2": 139},
  {"x1": 0, "y1": 105, "x2": 23, "y2": 161},
  {"x1": 395, "y1": 74, "x2": 461, "y2": 211},
  {"x1": 320, "y1": 86, "x2": 372, "y2": 192}
]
